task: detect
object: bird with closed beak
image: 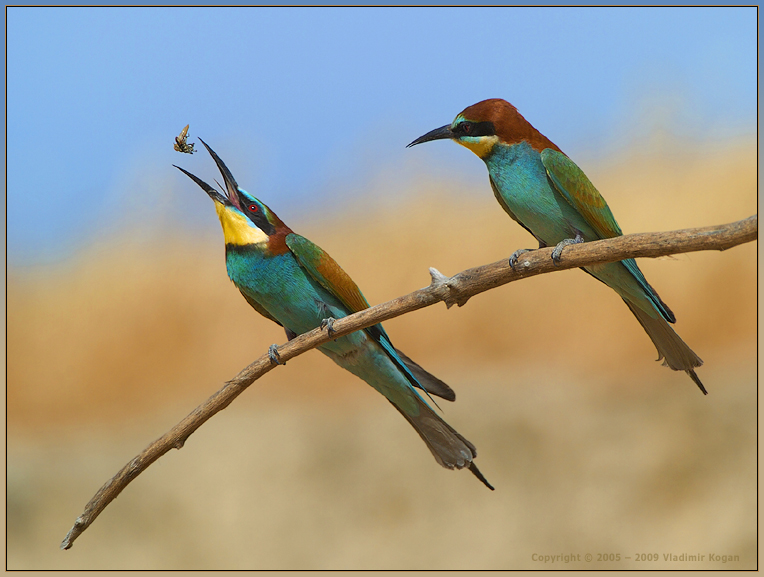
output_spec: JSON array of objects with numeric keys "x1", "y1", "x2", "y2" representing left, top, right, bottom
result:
[{"x1": 408, "y1": 98, "x2": 706, "y2": 394}]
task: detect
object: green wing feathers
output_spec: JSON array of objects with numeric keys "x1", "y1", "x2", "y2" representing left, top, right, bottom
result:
[
  {"x1": 285, "y1": 233, "x2": 456, "y2": 402},
  {"x1": 541, "y1": 150, "x2": 676, "y2": 324},
  {"x1": 285, "y1": 233, "x2": 372, "y2": 314},
  {"x1": 541, "y1": 149, "x2": 623, "y2": 240}
]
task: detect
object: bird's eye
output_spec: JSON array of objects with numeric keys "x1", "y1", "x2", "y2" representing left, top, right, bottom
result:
[
  {"x1": 248, "y1": 204, "x2": 259, "y2": 213},
  {"x1": 461, "y1": 122, "x2": 472, "y2": 134}
]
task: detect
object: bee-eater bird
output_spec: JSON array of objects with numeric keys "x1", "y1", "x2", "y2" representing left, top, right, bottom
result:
[
  {"x1": 175, "y1": 140, "x2": 493, "y2": 489},
  {"x1": 408, "y1": 98, "x2": 706, "y2": 395}
]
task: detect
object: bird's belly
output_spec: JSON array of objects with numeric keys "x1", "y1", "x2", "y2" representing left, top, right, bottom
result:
[
  {"x1": 227, "y1": 250, "x2": 369, "y2": 353},
  {"x1": 228, "y1": 251, "x2": 337, "y2": 330},
  {"x1": 227, "y1": 249, "x2": 419, "y2": 412},
  {"x1": 487, "y1": 146, "x2": 598, "y2": 245},
  {"x1": 227, "y1": 251, "x2": 416, "y2": 408}
]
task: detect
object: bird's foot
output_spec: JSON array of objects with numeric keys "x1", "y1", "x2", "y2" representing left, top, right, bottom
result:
[
  {"x1": 509, "y1": 248, "x2": 533, "y2": 270},
  {"x1": 551, "y1": 233, "x2": 584, "y2": 266},
  {"x1": 268, "y1": 344, "x2": 283, "y2": 365},
  {"x1": 320, "y1": 317, "x2": 337, "y2": 338}
]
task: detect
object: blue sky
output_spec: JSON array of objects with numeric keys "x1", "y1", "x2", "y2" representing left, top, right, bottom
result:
[{"x1": 7, "y1": 7, "x2": 757, "y2": 264}]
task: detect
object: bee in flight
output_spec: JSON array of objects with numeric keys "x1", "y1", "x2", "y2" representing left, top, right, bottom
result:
[{"x1": 174, "y1": 124, "x2": 195, "y2": 154}]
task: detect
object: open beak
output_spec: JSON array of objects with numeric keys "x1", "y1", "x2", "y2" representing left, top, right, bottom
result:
[
  {"x1": 174, "y1": 164, "x2": 227, "y2": 205},
  {"x1": 406, "y1": 124, "x2": 454, "y2": 148},
  {"x1": 175, "y1": 138, "x2": 245, "y2": 211},
  {"x1": 197, "y1": 138, "x2": 244, "y2": 210}
]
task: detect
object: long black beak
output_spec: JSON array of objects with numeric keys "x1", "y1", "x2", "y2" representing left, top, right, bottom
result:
[
  {"x1": 197, "y1": 138, "x2": 242, "y2": 206},
  {"x1": 406, "y1": 124, "x2": 454, "y2": 148},
  {"x1": 174, "y1": 163, "x2": 227, "y2": 205},
  {"x1": 174, "y1": 139, "x2": 244, "y2": 209}
]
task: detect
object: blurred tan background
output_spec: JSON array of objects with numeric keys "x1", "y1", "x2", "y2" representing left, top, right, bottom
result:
[{"x1": 7, "y1": 136, "x2": 757, "y2": 569}]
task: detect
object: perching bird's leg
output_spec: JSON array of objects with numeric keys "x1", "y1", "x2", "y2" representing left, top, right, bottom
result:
[
  {"x1": 268, "y1": 344, "x2": 283, "y2": 365},
  {"x1": 320, "y1": 317, "x2": 337, "y2": 338},
  {"x1": 551, "y1": 232, "x2": 585, "y2": 266},
  {"x1": 509, "y1": 238, "x2": 547, "y2": 270},
  {"x1": 508, "y1": 248, "x2": 533, "y2": 270}
]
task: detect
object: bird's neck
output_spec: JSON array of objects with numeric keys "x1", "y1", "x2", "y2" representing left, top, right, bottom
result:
[{"x1": 483, "y1": 139, "x2": 537, "y2": 167}]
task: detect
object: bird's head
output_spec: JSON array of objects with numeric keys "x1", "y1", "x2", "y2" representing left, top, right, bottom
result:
[
  {"x1": 407, "y1": 98, "x2": 560, "y2": 158},
  {"x1": 175, "y1": 139, "x2": 291, "y2": 251}
]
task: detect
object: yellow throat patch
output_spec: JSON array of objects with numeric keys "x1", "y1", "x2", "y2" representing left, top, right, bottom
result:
[
  {"x1": 215, "y1": 203, "x2": 269, "y2": 246},
  {"x1": 456, "y1": 135, "x2": 499, "y2": 159}
]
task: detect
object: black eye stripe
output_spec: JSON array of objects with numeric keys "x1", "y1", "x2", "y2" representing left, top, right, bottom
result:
[
  {"x1": 243, "y1": 202, "x2": 276, "y2": 236},
  {"x1": 457, "y1": 121, "x2": 495, "y2": 137}
]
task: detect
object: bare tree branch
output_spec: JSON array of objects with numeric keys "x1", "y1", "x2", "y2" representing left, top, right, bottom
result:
[{"x1": 61, "y1": 215, "x2": 757, "y2": 550}]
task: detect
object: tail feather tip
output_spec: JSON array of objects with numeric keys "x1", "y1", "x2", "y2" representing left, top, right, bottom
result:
[
  {"x1": 688, "y1": 369, "x2": 708, "y2": 395},
  {"x1": 469, "y1": 462, "x2": 495, "y2": 491}
]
